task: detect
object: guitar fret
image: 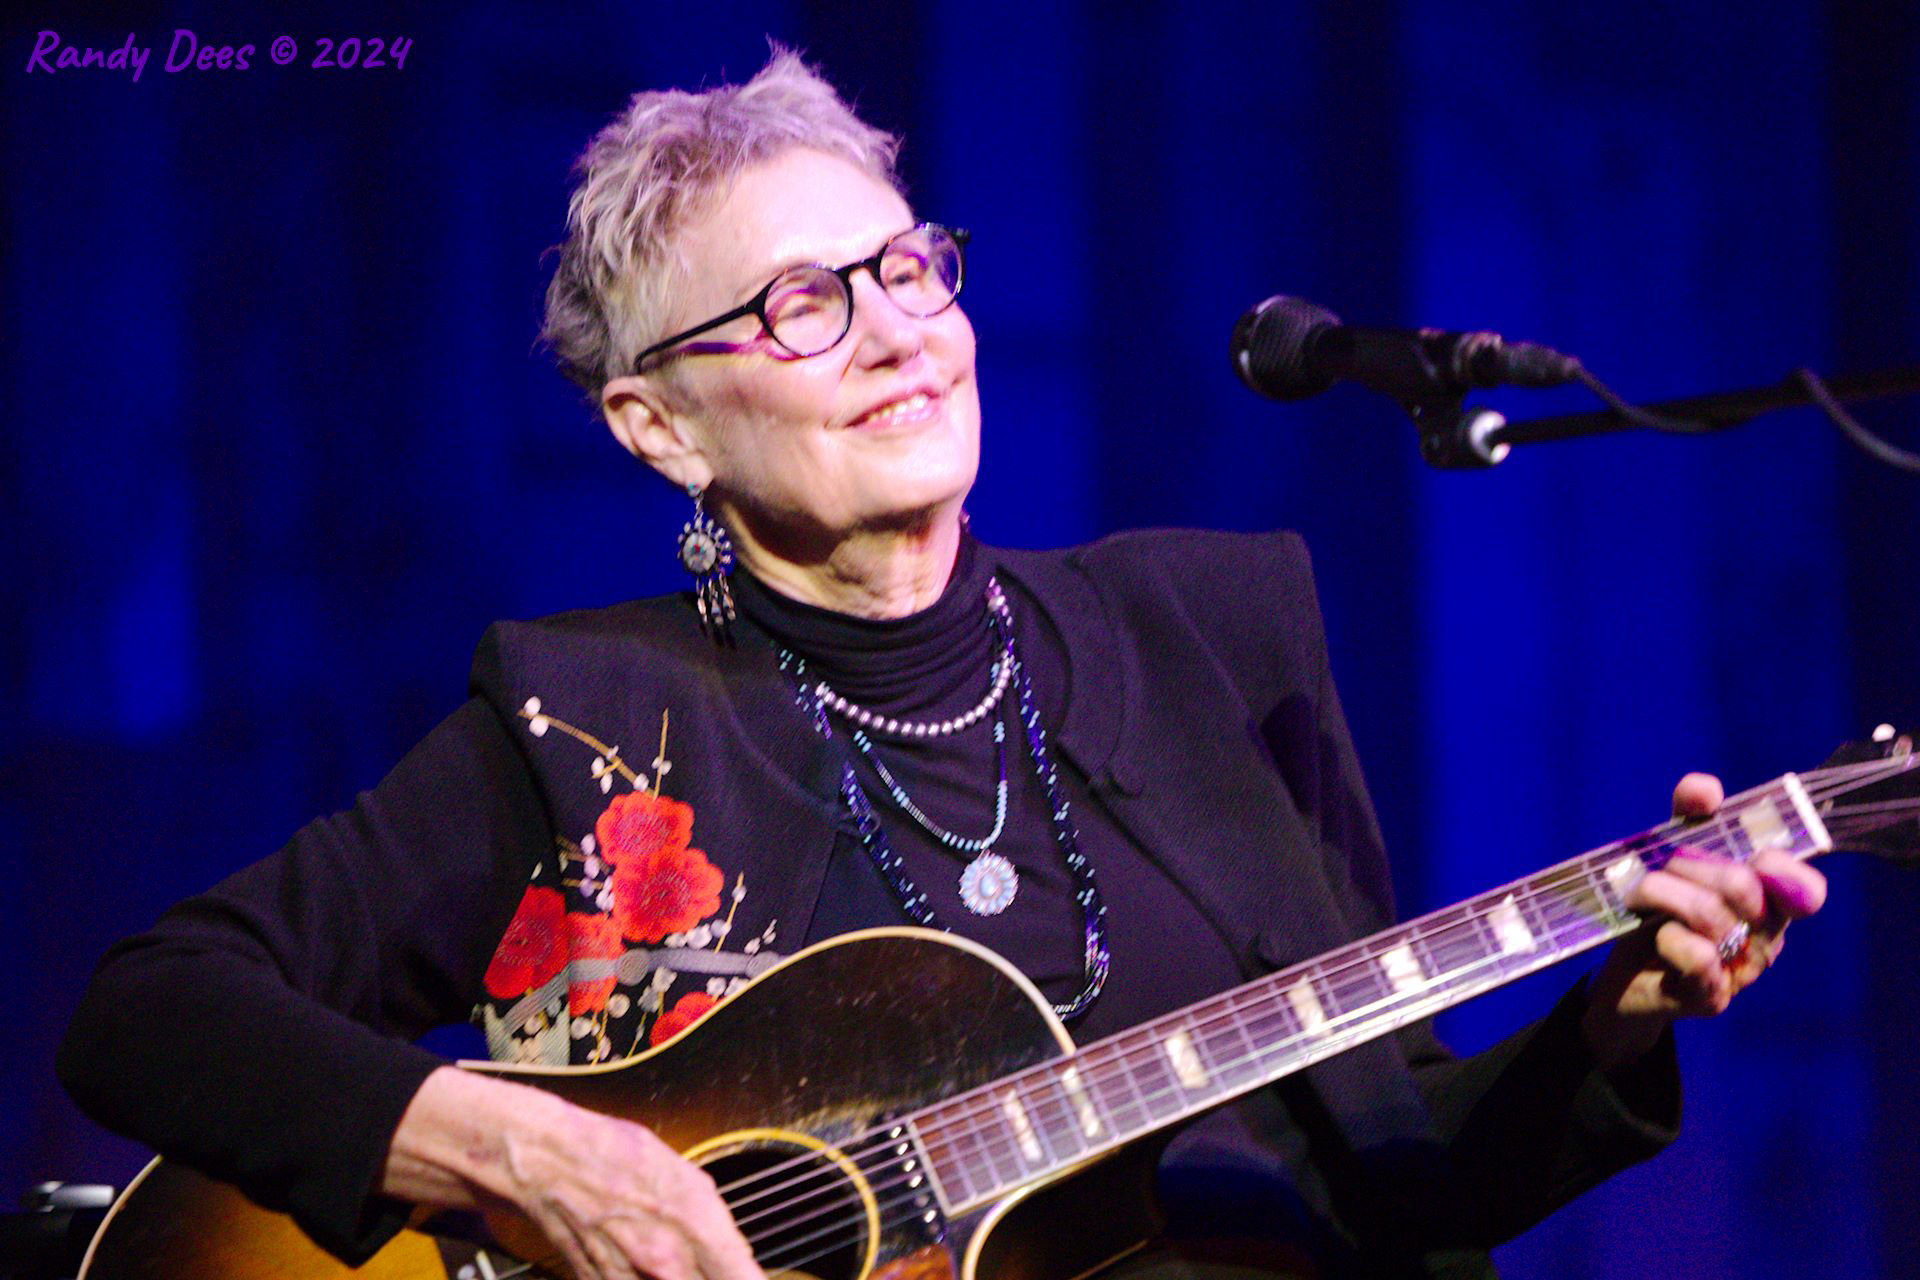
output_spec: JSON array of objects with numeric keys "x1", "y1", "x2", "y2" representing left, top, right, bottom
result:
[
  {"x1": 1175, "y1": 1007, "x2": 1236, "y2": 1094},
  {"x1": 1162, "y1": 1023, "x2": 1212, "y2": 1092},
  {"x1": 998, "y1": 1086, "x2": 1046, "y2": 1167},
  {"x1": 1737, "y1": 790, "x2": 1794, "y2": 856},
  {"x1": 1420, "y1": 910, "x2": 1491, "y2": 977},
  {"x1": 919, "y1": 1114, "x2": 978, "y2": 1207},
  {"x1": 1535, "y1": 875, "x2": 1604, "y2": 949},
  {"x1": 1377, "y1": 939, "x2": 1427, "y2": 998},
  {"x1": 1058, "y1": 1061, "x2": 1111, "y2": 1142},
  {"x1": 940, "y1": 1111, "x2": 989, "y2": 1201},
  {"x1": 1127, "y1": 1027, "x2": 1181, "y2": 1122},
  {"x1": 1210, "y1": 995, "x2": 1265, "y2": 1088},
  {"x1": 1720, "y1": 813, "x2": 1757, "y2": 862},
  {"x1": 952, "y1": 1103, "x2": 1019, "y2": 1195},
  {"x1": 1284, "y1": 971, "x2": 1329, "y2": 1036},
  {"x1": 979, "y1": 1105, "x2": 1028, "y2": 1188},
  {"x1": 1096, "y1": 1039, "x2": 1154, "y2": 1135},
  {"x1": 1600, "y1": 849, "x2": 1644, "y2": 902},
  {"x1": 1587, "y1": 859, "x2": 1629, "y2": 920},
  {"x1": 1324, "y1": 951, "x2": 1391, "y2": 1019},
  {"x1": 1516, "y1": 885, "x2": 1563, "y2": 961},
  {"x1": 1242, "y1": 986, "x2": 1299, "y2": 1061},
  {"x1": 1018, "y1": 1067, "x2": 1084, "y2": 1165},
  {"x1": 1472, "y1": 905, "x2": 1520, "y2": 973},
  {"x1": 1404, "y1": 918, "x2": 1444, "y2": 980}
]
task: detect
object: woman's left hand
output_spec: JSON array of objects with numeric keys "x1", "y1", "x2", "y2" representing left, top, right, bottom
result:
[{"x1": 1579, "y1": 772, "x2": 1828, "y2": 1069}]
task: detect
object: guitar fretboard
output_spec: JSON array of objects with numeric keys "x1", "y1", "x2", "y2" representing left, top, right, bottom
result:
[{"x1": 905, "y1": 773, "x2": 1831, "y2": 1214}]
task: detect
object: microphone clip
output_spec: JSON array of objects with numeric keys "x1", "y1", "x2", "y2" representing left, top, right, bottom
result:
[{"x1": 1404, "y1": 394, "x2": 1512, "y2": 469}]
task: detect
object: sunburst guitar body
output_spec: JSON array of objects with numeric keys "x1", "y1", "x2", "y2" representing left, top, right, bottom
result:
[{"x1": 79, "y1": 930, "x2": 1166, "y2": 1280}]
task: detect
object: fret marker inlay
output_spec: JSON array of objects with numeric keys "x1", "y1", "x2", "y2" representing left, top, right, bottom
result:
[
  {"x1": 1490, "y1": 894, "x2": 1535, "y2": 956},
  {"x1": 1380, "y1": 943, "x2": 1425, "y2": 996},
  {"x1": 1060, "y1": 1066, "x2": 1102, "y2": 1137},
  {"x1": 1739, "y1": 799, "x2": 1790, "y2": 852},
  {"x1": 1164, "y1": 1030, "x2": 1209, "y2": 1090},
  {"x1": 1000, "y1": 1089, "x2": 1042, "y2": 1163},
  {"x1": 1285, "y1": 980, "x2": 1326, "y2": 1032},
  {"x1": 1604, "y1": 856, "x2": 1640, "y2": 900}
]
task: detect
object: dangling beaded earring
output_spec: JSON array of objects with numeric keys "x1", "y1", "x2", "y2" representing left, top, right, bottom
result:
[{"x1": 677, "y1": 483, "x2": 735, "y2": 642}]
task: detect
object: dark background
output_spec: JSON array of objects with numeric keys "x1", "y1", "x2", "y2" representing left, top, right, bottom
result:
[{"x1": 5, "y1": 2, "x2": 1917, "y2": 1274}]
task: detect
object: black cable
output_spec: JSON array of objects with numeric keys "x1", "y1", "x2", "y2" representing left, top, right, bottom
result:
[
  {"x1": 1572, "y1": 366, "x2": 1717, "y2": 435},
  {"x1": 1797, "y1": 367, "x2": 1920, "y2": 474}
]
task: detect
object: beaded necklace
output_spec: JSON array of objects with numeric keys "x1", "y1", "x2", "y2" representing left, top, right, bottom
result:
[
  {"x1": 852, "y1": 718, "x2": 1010, "y2": 860},
  {"x1": 778, "y1": 576, "x2": 1111, "y2": 1021}
]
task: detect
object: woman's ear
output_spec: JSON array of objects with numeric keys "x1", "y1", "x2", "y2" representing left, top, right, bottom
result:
[{"x1": 602, "y1": 374, "x2": 715, "y2": 492}]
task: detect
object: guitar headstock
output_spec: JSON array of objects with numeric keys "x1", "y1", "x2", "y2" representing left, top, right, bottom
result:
[{"x1": 1811, "y1": 725, "x2": 1920, "y2": 863}]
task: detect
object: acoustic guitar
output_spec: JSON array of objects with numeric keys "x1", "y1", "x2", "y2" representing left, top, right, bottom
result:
[{"x1": 77, "y1": 732, "x2": 1919, "y2": 1280}]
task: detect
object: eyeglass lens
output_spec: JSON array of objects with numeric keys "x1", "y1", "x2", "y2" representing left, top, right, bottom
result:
[{"x1": 764, "y1": 226, "x2": 963, "y2": 356}]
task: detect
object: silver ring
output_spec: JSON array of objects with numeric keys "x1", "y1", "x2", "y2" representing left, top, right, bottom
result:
[{"x1": 1717, "y1": 921, "x2": 1751, "y2": 966}]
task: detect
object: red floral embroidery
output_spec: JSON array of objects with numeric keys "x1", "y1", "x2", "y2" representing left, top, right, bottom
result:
[
  {"x1": 650, "y1": 991, "x2": 718, "y2": 1045},
  {"x1": 597, "y1": 792, "x2": 695, "y2": 867},
  {"x1": 484, "y1": 886, "x2": 568, "y2": 999},
  {"x1": 598, "y1": 793, "x2": 724, "y2": 942},
  {"x1": 566, "y1": 912, "x2": 625, "y2": 1015}
]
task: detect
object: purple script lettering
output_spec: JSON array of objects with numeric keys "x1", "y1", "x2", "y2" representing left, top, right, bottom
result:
[
  {"x1": 163, "y1": 29, "x2": 197, "y2": 73},
  {"x1": 25, "y1": 30, "x2": 57, "y2": 73},
  {"x1": 24, "y1": 31, "x2": 151, "y2": 82}
]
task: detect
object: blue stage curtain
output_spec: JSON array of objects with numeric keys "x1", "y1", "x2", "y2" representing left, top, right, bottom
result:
[{"x1": 5, "y1": 4, "x2": 1916, "y2": 1273}]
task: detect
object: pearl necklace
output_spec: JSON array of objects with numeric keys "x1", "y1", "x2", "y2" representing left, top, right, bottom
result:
[
  {"x1": 778, "y1": 576, "x2": 1111, "y2": 1021},
  {"x1": 813, "y1": 645, "x2": 1012, "y2": 738}
]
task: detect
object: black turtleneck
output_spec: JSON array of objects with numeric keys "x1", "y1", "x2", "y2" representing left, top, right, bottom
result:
[
  {"x1": 731, "y1": 536, "x2": 1096, "y2": 1015},
  {"x1": 731, "y1": 532, "x2": 1252, "y2": 1038},
  {"x1": 730, "y1": 534, "x2": 1342, "y2": 1261}
]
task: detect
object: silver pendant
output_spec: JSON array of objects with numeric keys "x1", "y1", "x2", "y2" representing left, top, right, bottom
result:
[{"x1": 958, "y1": 851, "x2": 1018, "y2": 916}]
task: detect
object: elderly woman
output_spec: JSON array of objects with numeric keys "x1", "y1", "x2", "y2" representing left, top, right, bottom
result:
[{"x1": 60, "y1": 51, "x2": 1824, "y2": 1280}]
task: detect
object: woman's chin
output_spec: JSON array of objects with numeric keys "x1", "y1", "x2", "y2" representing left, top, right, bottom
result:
[{"x1": 848, "y1": 481, "x2": 972, "y2": 534}]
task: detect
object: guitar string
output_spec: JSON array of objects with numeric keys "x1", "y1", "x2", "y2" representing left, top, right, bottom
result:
[
  {"x1": 892, "y1": 764, "x2": 1916, "y2": 1203},
  {"x1": 732, "y1": 765, "x2": 1901, "y2": 1254},
  {"x1": 707, "y1": 756, "x2": 1902, "y2": 1215},
  {"x1": 722, "y1": 879, "x2": 1630, "y2": 1264},
  {"x1": 720, "y1": 762, "x2": 1897, "y2": 1232},
  {"x1": 749, "y1": 882, "x2": 1712, "y2": 1276},
  {"x1": 741, "y1": 810, "x2": 1788, "y2": 1254},
  {"x1": 764, "y1": 780, "x2": 1907, "y2": 1279},
  {"x1": 489, "y1": 760, "x2": 1912, "y2": 1279},
  {"x1": 1812, "y1": 797, "x2": 1920, "y2": 816},
  {"x1": 726, "y1": 851, "x2": 1628, "y2": 1235},
  {"x1": 902, "y1": 806, "x2": 1745, "y2": 1146},
  {"x1": 901, "y1": 755, "x2": 1914, "y2": 1168},
  {"x1": 738, "y1": 759, "x2": 1910, "y2": 1233}
]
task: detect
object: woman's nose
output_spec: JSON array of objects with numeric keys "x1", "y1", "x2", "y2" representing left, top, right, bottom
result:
[{"x1": 845, "y1": 269, "x2": 926, "y2": 364}]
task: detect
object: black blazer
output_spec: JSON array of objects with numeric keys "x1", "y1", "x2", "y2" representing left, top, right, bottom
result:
[{"x1": 60, "y1": 529, "x2": 1677, "y2": 1273}]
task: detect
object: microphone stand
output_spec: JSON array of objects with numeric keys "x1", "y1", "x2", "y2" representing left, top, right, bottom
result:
[{"x1": 1411, "y1": 364, "x2": 1920, "y2": 469}]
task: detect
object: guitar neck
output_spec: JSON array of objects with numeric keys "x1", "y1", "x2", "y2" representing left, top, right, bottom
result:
[{"x1": 907, "y1": 772, "x2": 1833, "y2": 1214}]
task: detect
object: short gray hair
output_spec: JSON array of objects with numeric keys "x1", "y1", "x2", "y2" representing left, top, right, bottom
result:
[{"x1": 541, "y1": 48, "x2": 903, "y2": 398}]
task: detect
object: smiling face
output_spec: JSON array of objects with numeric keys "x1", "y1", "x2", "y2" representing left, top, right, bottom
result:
[{"x1": 609, "y1": 147, "x2": 981, "y2": 567}]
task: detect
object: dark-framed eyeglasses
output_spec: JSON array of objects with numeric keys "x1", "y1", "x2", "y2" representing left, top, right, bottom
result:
[{"x1": 632, "y1": 223, "x2": 969, "y2": 370}]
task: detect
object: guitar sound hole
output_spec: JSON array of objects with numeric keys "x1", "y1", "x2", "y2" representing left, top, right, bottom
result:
[{"x1": 700, "y1": 1141, "x2": 870, "y2": 1280}]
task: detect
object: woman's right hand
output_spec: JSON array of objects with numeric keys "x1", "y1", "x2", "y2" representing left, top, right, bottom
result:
[{"x1": 383, "y1": 1066, "x2": 766, "y2": 1280}]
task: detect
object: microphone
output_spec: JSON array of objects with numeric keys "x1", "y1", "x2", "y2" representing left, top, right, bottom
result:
[{"x1": 1231, "y1": 295, "x2": 1582, "y2": 403}]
